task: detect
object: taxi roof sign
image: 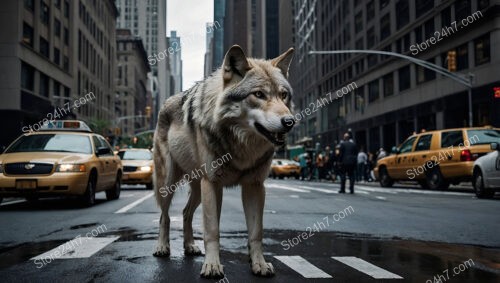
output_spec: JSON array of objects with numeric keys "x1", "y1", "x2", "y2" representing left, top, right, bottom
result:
[{"x1": 40, "y1": 120, "x2": 93, "y2": 132}]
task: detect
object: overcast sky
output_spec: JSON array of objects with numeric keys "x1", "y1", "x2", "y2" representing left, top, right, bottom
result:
[{"x1": 167, "y1": 0, "x2": 214, "y2": 91}]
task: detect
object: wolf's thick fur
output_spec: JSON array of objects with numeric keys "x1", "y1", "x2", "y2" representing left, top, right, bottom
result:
[{"x1": 152, "y1": 45, "x2": 295, "y2": 278}]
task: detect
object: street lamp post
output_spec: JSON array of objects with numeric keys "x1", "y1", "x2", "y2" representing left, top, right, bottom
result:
[{"x1": 309, "y1": 50, "x2": 475, "y2": 127}]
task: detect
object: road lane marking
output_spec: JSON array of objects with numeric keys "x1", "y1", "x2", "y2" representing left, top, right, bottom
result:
[
  {"x1": 275, "y1": 256, "x2": 332, "y2": 278},
  {"x1": 0, "y1": 199, "x2": 26, "y2": 206},
  {"x1": 332, "y1": 256, "x2": 403, "y2": 279},
  {"x1": 376, "y1": 196, "x2": 387, "y2": 200},
  {"x1": 31, "y1": 236, "x2": 120, "y2": 260},
  {"x1": 298, "y1": 185, "x2": 336, "y2": 194},
  {"x1": 267, "y1": 184, "x2": 310, "y2": 193},
  {"x1": 115, "y1": 192, "x2": 154, "y2": 214}
]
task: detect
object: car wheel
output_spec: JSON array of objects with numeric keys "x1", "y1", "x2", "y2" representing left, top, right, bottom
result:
[
  {"x1": 146, "y1": 182, "x2": 153, "y2": 190},
  {"x1": 379, "y1": 167, "x2": 394, "y2": 187},
  {"x1": 25, "y1": 196, "x2": 39, "y2": 203},
  {"x1": 418, "y1": 180, "x2": 430, "y2": 189},
  {"x1": 473, "y1": 169, "x2": 494, "y2": 199},
  {"x1": 426, "y1": 166, "x2": 449, "y2": 190},
  {"x1": 81, "y1": 174, "x2": 96, "y2": 207},
  {"x1": 106, "y1": 173, "x2": 121, "y2": 200}
]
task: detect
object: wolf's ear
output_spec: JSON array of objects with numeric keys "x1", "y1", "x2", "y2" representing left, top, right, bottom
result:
[
  {"x1": 223, "y1": 45, "x2": 250, "y2": 83},
  {"x1": 272, "y1": 48, "x2": 294, "y2": 78}
]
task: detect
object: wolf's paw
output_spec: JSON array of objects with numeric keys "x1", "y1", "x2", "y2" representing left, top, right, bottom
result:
[
  {"x1": 184, "y1": 244, "x2": 202, "y2": 256},
  {"x1": 251, "y1": 261, "x2": 275, "y2": 277},
  {"x1": 153, "y1": 244, "x2": 170, "y2": 257},
  {"x1": 200, "y1": 260, "x2": 224, "y2": 279}
]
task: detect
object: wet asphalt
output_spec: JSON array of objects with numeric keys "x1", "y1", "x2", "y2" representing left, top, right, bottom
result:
[{"x1": 0, "y1": 179, "x2": 499, "y2": 283}]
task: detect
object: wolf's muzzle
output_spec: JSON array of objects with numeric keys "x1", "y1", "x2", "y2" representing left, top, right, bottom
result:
[{"x1": 281, "y1": 116, "x2": 295, "y2": 132}]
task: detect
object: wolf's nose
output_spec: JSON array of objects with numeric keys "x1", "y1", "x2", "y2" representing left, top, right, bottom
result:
[{"x1": 281, "y1": 116, "x2": 295, "y2": 131}]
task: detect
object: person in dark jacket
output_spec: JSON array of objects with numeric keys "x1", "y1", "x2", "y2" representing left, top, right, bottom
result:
[{"x1": 338, "y1": 133, "x2": 358, "y2": 193}]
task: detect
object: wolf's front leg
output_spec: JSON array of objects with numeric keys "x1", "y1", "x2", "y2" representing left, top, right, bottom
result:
[
  {"x1": 242, "y1": 182, "x2": 275, "y2": 277},
  {"x1": 200, "y1": 178, "x2": 224, "y2": 278}
]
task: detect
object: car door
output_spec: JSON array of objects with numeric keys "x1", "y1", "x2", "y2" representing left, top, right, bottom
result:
[
  {"x1": 389, "y1": 136, "x2": 417, "y2": 179},
  {"x1": 98, "y1": 136, "x2": 119, "y2": 184},
  {"x1": 92, "y1": 136, "x2": 113, "y2": 190},
  {"x1": 484, "y1": 151, "x2": 500, "y2": 187},
  {"x1": 408, "y1": 134, "x2": 433, "y2": 180}
]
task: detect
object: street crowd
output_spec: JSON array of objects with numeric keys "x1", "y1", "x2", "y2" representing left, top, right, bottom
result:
[{"x1": 294, "y1": 132, "x2": 388, "y2": 194}]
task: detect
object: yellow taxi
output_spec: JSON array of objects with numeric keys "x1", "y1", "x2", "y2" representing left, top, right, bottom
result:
[
  {"x1": 270, "y1": 159, "x2": 301, "y2": 179},
  {"x1": 0, "y1": 120, "x2": 122, "y2": 206},
  {"x1": 374, "y1": 127, "x2": 500, "y2": 189},
  {"x1": 118, "y1": 148, "x2": 154, "y2": 189}
]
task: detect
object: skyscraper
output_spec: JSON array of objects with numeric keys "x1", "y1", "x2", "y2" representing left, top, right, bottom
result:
[
  {"x1": 115, "y1": 0, "x2": 170, "y2": 122},
  {"x1": 168, "y1": 31, "x2": 182, "y2": 94},
  {"x1": 212, "y1": 0, "x2": 226, "y2": 68}
]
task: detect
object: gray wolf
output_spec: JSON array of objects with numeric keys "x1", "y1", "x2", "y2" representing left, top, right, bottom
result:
[{"x1": 152, "y1": 45, "x2": 295, "y2": 278}]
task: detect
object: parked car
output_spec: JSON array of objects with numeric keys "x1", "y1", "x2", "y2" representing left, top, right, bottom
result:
[
  {"x1": 118, "y1": 148, "x2": 154, "y2": 189},
  {"x1": 269, "y1": 159, "x2": 301, "y2": 179},
  {"x1": 0, "y1": 120, "x2": 122, "y2": 206},
  {"x1": 374, "y1": 127, "x2": 500, "y2": 189},
  {"x1": 472, "y1": 142, "x2": 500, "y2": 198}
]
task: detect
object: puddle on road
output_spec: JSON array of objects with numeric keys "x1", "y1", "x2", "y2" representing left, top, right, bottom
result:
[{"x1": 0, "y1": 229, "x2": 498, "y2": 282}]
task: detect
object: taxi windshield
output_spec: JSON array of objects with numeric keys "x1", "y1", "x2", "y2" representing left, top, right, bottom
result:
[
  {"x1": 118, "y1": 150, "x2": 152, "y2": 160},
  {"x1": 5, "y1": 134, "x2": 92, "y2": 154}
]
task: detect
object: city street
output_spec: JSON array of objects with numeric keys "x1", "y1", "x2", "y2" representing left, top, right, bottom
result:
[{"x1": 1, "y1": 180, "x2": 499, "y2": 282}]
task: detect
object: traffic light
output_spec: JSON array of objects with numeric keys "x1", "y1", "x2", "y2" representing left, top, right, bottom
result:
[{"x1": 447, "y1": 50, "x2": 457, "y2": 72}]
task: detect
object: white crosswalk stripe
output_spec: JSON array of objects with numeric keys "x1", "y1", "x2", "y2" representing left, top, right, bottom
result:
[
  {"x1": 332, "y1": 256, "x2": 403, "y2": 279},
  {"x1": 31, "y1": 236, "x2": 120, "y2": 260},
  {"x1": 267, "y1": 184, "x2": 311, "y2": 193},
  {"x1": 274, "y1": 256, "x2": 332, "y2": 278}
]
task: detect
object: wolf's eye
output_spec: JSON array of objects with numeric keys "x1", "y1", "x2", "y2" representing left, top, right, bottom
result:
[
  {"x1": 281, "y1": 91, "x2": 288, "y2": 100},
  {"x1": 253, "y1": 91, "x2": 265, "y2": 99}
]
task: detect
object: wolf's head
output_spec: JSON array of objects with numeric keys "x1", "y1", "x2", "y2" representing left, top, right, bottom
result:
[{"x1": 217, "y1": 45, "x2": 295, "y2": 146}]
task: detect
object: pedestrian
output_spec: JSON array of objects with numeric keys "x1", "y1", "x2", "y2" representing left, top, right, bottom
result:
[
  {"x1": 338, "y1": 133, "x2": 358, "y2": 194},
  {"x1": 357, "y1": 148, "x2": 367, "y2": 182},
  {"x1": 324, "y1": 146, "x2": 332, "y2": 180},
  {"x1": 299, "y1": 153, "x2": 308, "y2": 181},
  {"x1": 377, "y1": 147, "x2": 387, "y2": 160},
  {"x1": 367, "y1": 152, "x2": 375, "y2": 182},
  {"x1": 316, "y1": 151, "x2": 325, "y2": 180}
]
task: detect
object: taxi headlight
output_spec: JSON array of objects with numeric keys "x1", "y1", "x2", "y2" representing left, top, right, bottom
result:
[
  {"x1": 56, "y1": 164, "x2": 86, "y2": 172},
  {"x1": 139, "y1": 166, "x2": 152, "y2": 172}
]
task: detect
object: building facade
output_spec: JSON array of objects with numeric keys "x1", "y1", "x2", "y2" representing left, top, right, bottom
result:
[
  {"x1": 115, "y1": 0, "x2": 170, "y2": 124},
  {"x1": 0, "y1": 0, "x2": 118, "y2": 147},
  {"x1": 288, "y1": 0, "x2": 499, "y2": 154},
  {"x1": 168, "y1": 31, "x2": 183, "y2": 94},
  {"x1": 115, "y1": 29, "x2": 151, "y2": 137}
]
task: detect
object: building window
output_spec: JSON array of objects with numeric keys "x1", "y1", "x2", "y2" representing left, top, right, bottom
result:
[
  {"x1": 22, "y1": 22, "x2": 34, "y2": 47},
  {"x1": 355, "y1": 38, "x2": 364, "y2": 50},
  {"x1": 417, "y1": 58, "x2": 436, "y2": 83},
  {"x1": 24, "y1": 0, "x2": 34, "y2": 11},
  {"x1": 383, "y1": 73, "x2": 394, "y2": 97},
  {"x1": 399, "y1": 65, "x2": 410, "y2": 91},
  {"x1": 441, "y1": 6, "x2": 451, "y2": 28},
  {"x1": 64, "y1": 56, "x2": 69, "y2": 71},
  {"x1": 53, "y1": 47, "x2": 60, "y2": 65},
  {"x1": 54, "y1": 19, "x2": 61, "y2": 37},
  {"x1": 474, "y1": 33, "x2": 490, "y2": 66},
  {"x1": 64, "y1": 28, "x2": 69, "y2": 45},
  {"x1": 456, "y1": 44, "x2": 468, "y2": 70},
  {"x1": 455, "y1": 0, "x2": 471, "y2": 21},
  {"x1": 367, "y1": 27, "x2": 375, "y2": 46},
  {"x1": 380, "y1": 13, "x2": 390, "y2": 40},
  {"x1": 368, "y1": 80, "x2": 379, "y2": 102},
  {"x1": 424, "y1": 19, "x2": 434, "y2": 39},
  {"x1": 396, "y1": 0, "x2": 409, "y2": 29},
  {"x1": 39, "y1": 37, "x2": 49, "y2": 58},
  {"x1": 366, "y1": 0, "x2": 375, "y2": 22},
  {"x1": 40, "y1": 1, "x2": 50, "y2": 24},
  {"x1": 40, "y1": 73, "x2": 49, "y2": 97},
  {"x1": 414, "y1": 26, "x2": 422, "y2": 44},
  {"x1": 64, "y1": 0, "x2": 69, "y2": 18},
  {"x1": 355, "y1": 11, "x2": 363, "y2": 33},
  {"x1": 21, "y1": 62, "x2": 35, "y2": 91},
  {"x1": 380, "y1": 0, "x2": 390, "y2": 10},
  {"x1": 415, "y1": 0, "x2": 433, "y2": 18},
  {"x1": 55, "y1": 0, "x2": 61, "y2": 9},
  {"x1": 478, "y1": 0, "x2": 489, "y2": 10}
]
